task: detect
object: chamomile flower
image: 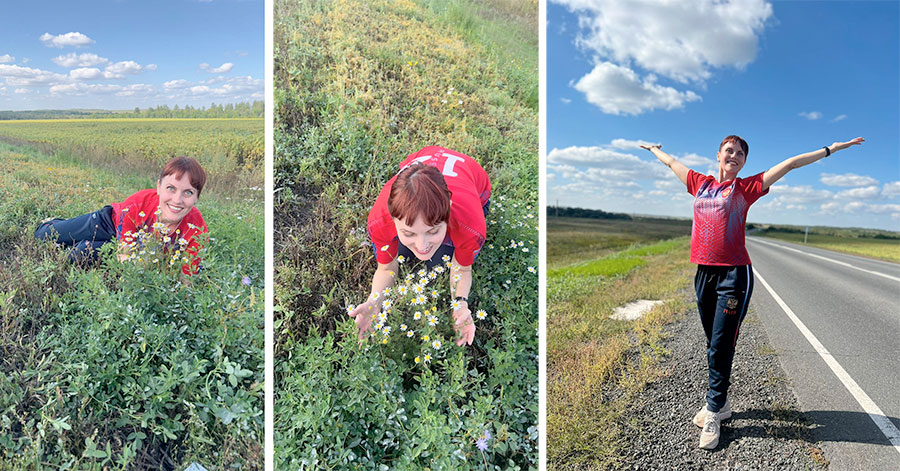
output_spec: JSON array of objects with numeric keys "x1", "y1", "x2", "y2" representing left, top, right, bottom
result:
[
  {"x1": 430, "y1": 289, "x2": 439, "y2": 299},
  {"x1": 432, "y1": 340, "x2": 441, "y2": 350},
  {"x1": 451, "y1": 300, "x2": 461, "y2": 310},
  {"x1": 346, "y1": 305, "x2": 356, "y2": 314},
  {"x1": 424, "y1": 354, "x2": 432, "y2": 363},
  {"x1": 397, "y1": 255, "x2": 406, "y2": 264},
  {"x1": 476, "y1": 310, "x2": 487, "y2": 320},
  {"x1": 397, "y1": 285, "x2": 408, "y2": 295},
  {"x1": 413, "y1": 284, "x2": 424, "y2": 294},
  {"x1": 417, "y1": 269, "x2": 427, "y2": 277},
  {"x1": 383, "y1": 287, "x2": 393, "y2": 297},
  {"x1": 428, "y1": 316, "x2": 438, "y2": 327},
  {"x1": 528, "y1": 266, "x2": 536, "y2": 274},
  {"x1": 522, "y1": 247, "x2": 529, "y2": 253},
  {"x1": 382, "y1": 326, "x2": 392, "y2": 335},
  {"x1": 413, "y1": 311, "x2": 422, "y2": 320},
  {"x1": 422, "y1": 334, "x2": 430, "y2": 342},
  {"x1": 434, "y1": 265, "x2": 445, "y2": 274},
  {"x1": 381, "y1": 245, "x2": 390, "y2": 251},
  {"x1": 406, "y1": 330, "x2": 415, "y2": 338},
  {"x1": 400, "y1": 324, "x2": 408, "y2": 331},
  {"x1": 442, "y1": 255, "x2": 451, "y2": 262},
  {"x1": 415, "y1": 356, "x2": 421, "y2": 364},
  {"x1": 453, "y1": 274, "x2": 461, "y2": 282},
  {"x1": 138, "y1": 211, "x2": 146, "y2": 218},
  {"x1": 416, "y1": 295, "x2": 427, "y2": 304}
]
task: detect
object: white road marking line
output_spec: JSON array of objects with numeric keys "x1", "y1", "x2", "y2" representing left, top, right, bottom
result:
[
  {"x1": 750, "y1": 238, "x2": 900, "y2": 282},
  {"x1": 753, "y1": 267, "x2": 900, "y2": 456}
]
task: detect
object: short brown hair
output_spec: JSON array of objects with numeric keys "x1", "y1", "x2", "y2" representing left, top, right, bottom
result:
[
  {"x1": 719, "y1": 135, "x2": 749, "y2": 159},
  {"x1": 161, "y1": 157, "x2": 207, "y2": 197},
  {"x1": 388, "y1": 164, "x2": 451, "y2": 227}
]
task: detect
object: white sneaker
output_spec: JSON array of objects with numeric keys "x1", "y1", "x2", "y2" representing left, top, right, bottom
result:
[
  {"x1": 692, "y1": 398, "x2": 732, "y2": 427},
  {"x1": 698, "y1": 411, "x2": 721, "y2": 449}
]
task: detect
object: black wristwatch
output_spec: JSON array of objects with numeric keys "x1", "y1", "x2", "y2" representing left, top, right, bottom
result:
[{"x1": 454, "y1": 296, "x2": 468, "y2": 304}]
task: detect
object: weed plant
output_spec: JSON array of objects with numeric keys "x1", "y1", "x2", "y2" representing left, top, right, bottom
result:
[
  {"x1": 0, "y1": 142, "x2": 263, "y2": 470},
  {"x1": 274, "y1": 0, "x2": 537, "y2": 468}
]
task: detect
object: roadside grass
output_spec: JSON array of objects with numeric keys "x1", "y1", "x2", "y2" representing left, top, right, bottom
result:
[
  {"x1": 0, "y1": 141, "x2": 263, "y2": 469},
  {"x1": 547, "y1": 236, "x2": 694, "y2": 469},
  {"x1": 548, "y1": 216, "x2": 692, "y2": 270},
  {"x1": 274, "y1": 0, "x2": 537, "y2": 468},
  {"x1": 755, "y1": 230, "x2": 900, "y2": 263}
]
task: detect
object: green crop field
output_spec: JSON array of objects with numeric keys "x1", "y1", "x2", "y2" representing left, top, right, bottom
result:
[
  {"x1": 0, "y1": 118, "x2": 264, "y2": 192},
  {"x1": 273, "y1": 0, "x2": 538, "y2": 469},
  {"x1": 0, "y1": 134, "x2": 263, "y2": 468},
  {"x1": 547, "y1": 216, "x2": 694, "y2": 469}
]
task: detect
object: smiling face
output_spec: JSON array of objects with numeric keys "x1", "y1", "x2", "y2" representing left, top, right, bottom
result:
[
  {"x1": 717, "y1": 141, "x2": 747, "y2": 180},
  {"x1": 156, "y1": 172, "x2": 199, "y2": 226},
  {"x1": 393, "y1": 214, "x2": 447, "y2": 260}
]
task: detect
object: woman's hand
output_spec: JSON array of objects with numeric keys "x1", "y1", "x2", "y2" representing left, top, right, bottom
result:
[
  {"x1": 830, "y1": 137, "x2": 865, "y2": 152},
  {"x1": 453, "y1": 301, "x2": 475, "y2": 346},
  {"x1": 639, "y1": 144, "x2": 661, "y2": 151},
  {"x1": 348, "y1": 299, "x2": 378, "y2": 341}
]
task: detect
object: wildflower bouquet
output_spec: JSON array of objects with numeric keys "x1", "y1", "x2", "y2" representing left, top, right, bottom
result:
[{"x1": 348, "y1": 254, "x2": 490, "y2": 369}]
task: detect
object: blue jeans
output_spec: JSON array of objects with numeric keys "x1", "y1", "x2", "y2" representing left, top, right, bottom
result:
[{"x1": 34, "y1": 206, "x2": 117, "y2": 264}]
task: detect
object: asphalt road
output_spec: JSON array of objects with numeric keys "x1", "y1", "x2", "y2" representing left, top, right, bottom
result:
[{"x1": 746, "y1": 236, "x2": 900, "y2": 470}]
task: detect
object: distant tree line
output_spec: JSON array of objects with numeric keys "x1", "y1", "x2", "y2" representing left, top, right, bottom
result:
[
  {"x1": 546, "y1": 205, "x2": 632, "y2": 220},
  {"x1": 748, "y1": 223, "x2": 900, "y2": 240},
  {"x1": 0, "y1": 101, "x2": 264, "y2": 120}
]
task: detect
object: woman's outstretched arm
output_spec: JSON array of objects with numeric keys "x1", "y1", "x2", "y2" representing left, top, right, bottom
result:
[
  {"x1": 641, "y1": 144, "x2": 690, "y2": 185},
  {"x1": 348, "y1": 259, "x2": 398, "y2": 340},
  {"x1": 762, "y1": 137, "x2": 865, "y2": 191}
]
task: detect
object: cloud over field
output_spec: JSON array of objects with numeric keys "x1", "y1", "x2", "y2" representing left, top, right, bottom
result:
[
  {"x1": 200, "y1": 62, "x2": 234, "y2": 74},
  {"x1": 820, "y1": 173, "x2": 879, "y2": 187},
  {"x1": 0, "y1": 54, "x2": 14, "y2": 64},
  {"x1": 40, "y1": 32, "x2": 94, "y2": 48},
  {"x1": 52, "y1": 53, "x2": 109, "y2": 67},
  {"x1": 554, "y1": 0, "x2": 772, "y2": 114}
]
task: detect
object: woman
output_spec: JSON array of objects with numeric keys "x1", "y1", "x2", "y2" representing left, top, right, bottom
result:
[
  {"x1": 35, "y1": 156, "x2": 209, "y2": 276},
  {"x1": 641, "y1": 135, "x2": 864, "y2": 449},
  {"x1": 348, "y1": 145, "x2": 491, "y2": 347}
]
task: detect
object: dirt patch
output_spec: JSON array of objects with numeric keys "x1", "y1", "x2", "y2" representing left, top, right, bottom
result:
[{"x1": 610, "y1": 299, "x2": 665, "y2": 321}]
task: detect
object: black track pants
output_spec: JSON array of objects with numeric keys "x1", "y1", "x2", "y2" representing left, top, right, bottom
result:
[{"x1": 694, "y1": 264, "x2": 754, "y2": 412}]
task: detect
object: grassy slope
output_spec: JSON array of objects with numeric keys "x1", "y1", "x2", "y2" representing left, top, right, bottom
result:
[
  {"x1": 0, "y1": 142, "x2": 264, "y2": 469},
  {"x1": 547, "y1": 218, "x2": 695, "y2": 469},
  {"x1": 273, "y1": 0, "x2": 537, "y2": 468}
]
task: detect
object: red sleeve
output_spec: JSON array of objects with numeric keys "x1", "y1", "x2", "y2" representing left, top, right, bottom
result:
[
  {"x1": 738, "y1": 172, "x2": 769, "y2": 205},
  {"x1": 453, "y1": 236, "x2": 483, "y2": 266},
  {"x1": 685, "y1": 169, "x2": 709, "y2": 196},
  {"x1": 117, "y1": 190, "x2": 153, "y2": 243},
  {"x1": 178, "y1": 212, "x2": 207, "y2": 276}
]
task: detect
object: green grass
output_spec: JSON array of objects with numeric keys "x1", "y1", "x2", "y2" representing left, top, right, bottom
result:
[
  {"x1": 0, "y1": 140, "x2": 263, "y2": 470},
  {"x1": 547, "y1": 218, "x2": 695, "y2": 470},
  {"x1": 548, "y1": 216, "x2": 692, "y2": 269},
  {"x1": 273, "y1": 0, "x2": 537, "y2": 468},
  {"x1": 754, "y1": 229, "x2": 900, "y2": 263}
]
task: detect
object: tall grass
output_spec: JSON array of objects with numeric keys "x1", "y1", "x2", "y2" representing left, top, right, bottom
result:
[
  {"x1": 274, "y1": 0, "x2": 538, "y2": 468},
  {"x1": 0, "y1": 141, "x2": 263, "y2": 470}
]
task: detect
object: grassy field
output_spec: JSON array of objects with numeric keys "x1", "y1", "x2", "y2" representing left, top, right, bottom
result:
[
  {"x1": 547, "y1": 216, "x2": 695, "y2": 469},
  {"x1": 0, "y1": 118, "x2": 264, "y2": 191},
  {"x1": 0, "y1": 138, "x2": 263, "y2": 468},
  {"x1": 273, "y1": 0, "x2": 537, "y2": 468},
  {"x1": 548, "y1": 216, "x2": 691, "y2": 270},
  {"x1": 753, "y1": 227, "x2": 900, "y2": 263}
]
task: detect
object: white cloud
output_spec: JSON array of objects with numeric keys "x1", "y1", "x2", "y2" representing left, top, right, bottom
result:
[
  {"x1": 14, "y1": 88, "x2": 29, "y2": 94},
  {"x1": 0, "y1": 54, "x2": 14, "y2": 64},
  {"x1": 798, "y1": 111, "x2": 822, "y2": 120},
  {"x1": 0, "y1": 64, "x2": 67, "y2": 86},
  {"x1": 558, "y1": 0, "x2": 772, "y2": 84},
  {"x1": 163, "y1": 79, "x2": 190, "y2": 90},
  {"x1": 560, "y1": 97, "x2": 572, "y2": 104},
  {"x1": 574, "y1": 61, "x2": 700, "y2": 115},
  {"x1": 767, "y1": 184, "x2": 833, "y2": 203},
  {"x1": 69, "y1": 67, "x2": 104, "y2": 80},
  {"x1": 200, "y1": 62, "x2": 234, "y2": 74},
  {"x1": 609, "y1": 138, "x2": 658, "y2": 150},
  {"x1": 191, "y1": 85, "x2": 211, "y2": 94},
  {"x1": 834, "y1": 186, "x2": 881, "y2": 200},
  {"x1": 882, "y1": 181, "x2": 900, "y2": 197},
  {"x1": 104, "y1": 61, "x2": 152, "y2": 77},
  {"x1": 830, "y1": 114, "x2": 847, "y2": 123},
  {"x1": 40, "y1": 32, "x2": 94, "y2": 48},
  {"x1": 819, "y1": 202, "x2": 900, "y2": 217},
  {"x1": 49, "y1": 82, "x2": 153, "y2": 96},
  {"x1": 820, "y1": 173, "x2": 879, "y2": 187},
  {"x1": 52, "y1": 52, "x2": 108, "y2": 67}
]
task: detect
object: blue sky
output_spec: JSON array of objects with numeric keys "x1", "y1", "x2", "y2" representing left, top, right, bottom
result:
[
  {"x1": 0, "y1": 0, "x2": 263, "y2": 110},
  {"x1": 547, "y1": 0, "x2": 899, "y2": 231}
]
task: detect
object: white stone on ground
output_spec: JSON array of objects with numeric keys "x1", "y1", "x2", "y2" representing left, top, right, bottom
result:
[{"x1": 610, "y1": 299, "x2": 664, "y2": 321}]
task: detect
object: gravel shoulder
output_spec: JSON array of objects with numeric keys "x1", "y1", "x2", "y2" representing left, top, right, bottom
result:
[{"x1": 616, "y1": 297, "x2": 830, "y2": 470}]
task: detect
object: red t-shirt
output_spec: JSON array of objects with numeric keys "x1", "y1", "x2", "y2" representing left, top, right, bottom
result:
[
  {"x1": 110, "y1": 189, "x2": 208, "y2": 275},
  {"x1": 367, "y1": 146, "x2": 491, "y2": 266},
  {"x1": 686, "y1": 170, "x2": 768, "y2": 266}
]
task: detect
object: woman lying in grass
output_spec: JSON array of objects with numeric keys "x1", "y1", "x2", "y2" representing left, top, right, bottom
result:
[
  {"x1": 35, "y1": 156, "x2": 209, "y2": 276},
  {"x1": 349, "y1": 146, "x2": 491, "y2": 346},
  {"x1": 641, "y1": 135, "x2": 864, "y2": 450}
]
